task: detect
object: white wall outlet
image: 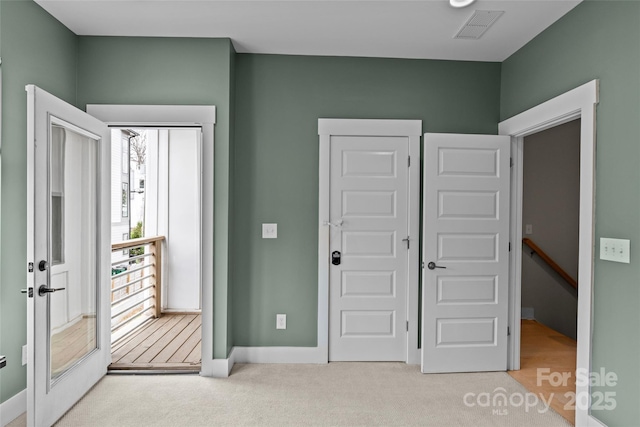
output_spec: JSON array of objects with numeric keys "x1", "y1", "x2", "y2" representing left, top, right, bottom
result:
[
  {"x1": 22, "y1": 345, "x2": 27, "y2": 366},
  {"x1": 276, "y1": 314, "x2": 286, "y2": 330},
  {"x1": 262, "y1": 223, "x2": 277, "y2": 239},
  {"x1": 525, "y1": 224, "x2": 533, "y2": 235},
  {"x1": 600, "y1": 238, "x2": 631, "y2": 263}
]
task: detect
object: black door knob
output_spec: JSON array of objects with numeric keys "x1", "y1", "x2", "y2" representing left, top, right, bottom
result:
[{"x1": 427, "y1": 262, "x2": 446, "y2": 270}]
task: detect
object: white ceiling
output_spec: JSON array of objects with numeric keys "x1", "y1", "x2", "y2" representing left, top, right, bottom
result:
[{"x1": 35, "y1": 0, "x2": 581, "y2": 62}]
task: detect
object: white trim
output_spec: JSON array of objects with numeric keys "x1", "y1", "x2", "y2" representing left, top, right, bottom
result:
[
  {"x1": 317, "y1": 118, "x2": 422, "y2": 364},
  {"x1": 233, "y1": 346, "x2": 327, "y2": 364},
  {"x1": 211, "y1": 347, "x2": 236, "y2": 378},
  {"x1": 499, "y1": 80, "x2": 599, "y2": 427},
  {"x1": 318, "y1": 118, "x2": 421, "y2": 136},
  {"x1": 87, "y1": 104, "x2": 216, "y2": 377},
  {"x1": 86, "y1": 105, "x2": 216, "y2": 126},
  {"x1": 586, "y1": 414, "x2": 608, "y2": 427},
  {"x1": 406, "y1": 132, "x2": 421, "y2": 365},
  {"x1": 0, "y1": 389, "x2": 26, "y2": 427}
]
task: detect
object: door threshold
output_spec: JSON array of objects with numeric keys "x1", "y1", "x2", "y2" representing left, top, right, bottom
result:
[{"x1": 107, "y1": 368, "x2": 200, "y2": 375}]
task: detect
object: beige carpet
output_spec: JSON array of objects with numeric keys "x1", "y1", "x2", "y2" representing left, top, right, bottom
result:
[{"x1": 10, "y1": 363, "x2": 572, "y2": 427}]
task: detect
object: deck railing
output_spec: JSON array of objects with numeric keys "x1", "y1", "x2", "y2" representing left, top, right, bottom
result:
[{"x1": 110, "y1": 236, "x2": 165, "y2": 341}]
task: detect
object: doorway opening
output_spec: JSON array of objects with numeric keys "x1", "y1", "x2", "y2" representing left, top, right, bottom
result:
[
  {"x1": 508, "y1": 119, "x2": 580, "y2": 425},
  {"x1": 108, "y1": 127, "x2": 202, "y2": 372},
  {"x1": 499, "y1": 80, "x2": 598, "y2": 425}
]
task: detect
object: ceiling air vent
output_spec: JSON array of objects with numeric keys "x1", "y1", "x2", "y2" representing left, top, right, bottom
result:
[{"x1": 454, "y1": 10, "x2": 504, "y2": 40}]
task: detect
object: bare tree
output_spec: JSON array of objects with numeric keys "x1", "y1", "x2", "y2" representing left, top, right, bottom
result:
[{"x1": 130, "y1": 131, "x2": 146, "y2": 168}]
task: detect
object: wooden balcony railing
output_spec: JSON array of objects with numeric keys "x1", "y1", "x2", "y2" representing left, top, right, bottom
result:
[
  {"x1": 523, "y1": 237, "x2": 578, "y2": 291},
  {"x1": 110, "y1": 236, "x2": 165, "y2": 341}
]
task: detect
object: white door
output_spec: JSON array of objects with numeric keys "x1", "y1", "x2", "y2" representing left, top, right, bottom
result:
[
  {"x1": 26, "y1": 85, "x2": 111, "y2": 426},
  {"x1": 421, "y1": 133, "x2": 510, "y2": 373},
  {"x1": 329, "y1": 135, "x2": 409, "y2": 361}
]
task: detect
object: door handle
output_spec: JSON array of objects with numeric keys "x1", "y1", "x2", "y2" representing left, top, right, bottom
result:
[
  {"x1": 427, "y1": 262, "x2": 446, "y2": 270},
  {"x1": 323, "y1": 220, "x2": 343, "y2": 228},
  {"x1": 38, "y1": 285, "x2": 65, "y2": 297}
]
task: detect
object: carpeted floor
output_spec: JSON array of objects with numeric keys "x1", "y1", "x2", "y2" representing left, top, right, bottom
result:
[{"x1": 9, "y1": 363, "x2": 573, "y2": 427}]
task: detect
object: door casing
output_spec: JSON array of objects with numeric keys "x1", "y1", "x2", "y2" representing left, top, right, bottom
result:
[
  {"x1": 87, "y1": 104, "x2": 216, "y2": 375},
  {"x1": 318, "y1": 119, "x2": 422, "y2": 364},
  {"x1": 499, "y1": 80, "x2": 599, "y2": 426}
]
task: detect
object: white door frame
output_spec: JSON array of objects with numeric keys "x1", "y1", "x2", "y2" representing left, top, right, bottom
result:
[
  {"x1": 86, "y1": 104, "x2": 215, "y2": 375},
  {"x1": 499, "y1": 80, "x2": 599, "y2": 426},
  {"x1": 317, "y1": 119, "x2": 422, "y2": 364}
]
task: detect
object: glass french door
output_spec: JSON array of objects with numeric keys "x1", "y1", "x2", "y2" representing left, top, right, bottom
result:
[{"x1": 26, "y1": 85, "x2": 111, "y2": 426}]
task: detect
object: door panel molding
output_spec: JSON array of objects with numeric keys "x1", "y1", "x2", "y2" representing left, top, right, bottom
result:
[{"x1": 318, "y1": 119, "x2": 421, "y2": 364}]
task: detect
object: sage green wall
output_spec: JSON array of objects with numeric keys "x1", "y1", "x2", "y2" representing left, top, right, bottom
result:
[
  {"x1": 0, "y1": 0, "x2": 78, "y2": 404},
  {"x1": 501, "y1": 2, "x2": 640, "y2": 425},
  {"x1": 232, "y1": 54, "x2": 501, "y2": 346},
  {"x1": 77, "y1": 36, "x2": 235, "y2": 360}
]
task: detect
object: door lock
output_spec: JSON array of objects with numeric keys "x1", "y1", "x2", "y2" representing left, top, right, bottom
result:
[
  {"x1": 38, "y1": 260, "x2": 49, "y2": 271},
  {"x1": 331, "y1": 251, "x2": 341, "y2": 266},
  {"x1": 38, "y1": 285, "x2": 65, "y2": 296}
]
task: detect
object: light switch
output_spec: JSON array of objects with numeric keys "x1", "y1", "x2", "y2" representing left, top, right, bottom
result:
[
  {"x1": 262, "y1": 223, "x2": 277, "y2": 239},
  {"x1": 600, "y1": 238, "x2": 630, "y2": 263},
  {"x1": 525, "y1": 224, "x2": 533, "y2": 235}
]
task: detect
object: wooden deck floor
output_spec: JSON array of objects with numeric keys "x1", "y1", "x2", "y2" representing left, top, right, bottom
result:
[
  {"x1": 509, "y1": 320, "x2": 577, "y2": 425},
  {"x1": 110, "y1": 313, "x2": 201, "y2": 371}
]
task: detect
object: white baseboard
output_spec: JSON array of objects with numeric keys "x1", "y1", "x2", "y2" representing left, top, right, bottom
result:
[
  {"x1": 233, "y1": 346, "x2": 328, "y2": 364},
  {"x1": 0, "y1": 389, "x2": 26, "y2": 427},
  {"x1": 210, "y1": 347, "x2": 236, "y2": 378},
  {"x1": 521, "y1": 307, "x2": 535, "y2": 320},
  {"x1": 209, "y1": 346, "x2": 418, "y2": 370},
  {"x1": 586, "y1": 414, "x2": 607, "y2": 427}
]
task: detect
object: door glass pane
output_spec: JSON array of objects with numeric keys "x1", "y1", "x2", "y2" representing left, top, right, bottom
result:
[{"x1": 49, "y1": 123, "x2": 99, "y2": 382}]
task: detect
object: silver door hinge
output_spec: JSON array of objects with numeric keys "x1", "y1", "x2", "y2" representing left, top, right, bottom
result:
[
  {"x1": 507, "y1": 327, "x2": 511, "y2": 336},
  {"x1": 408, "y1": 156, "x2": 411, "y2": 167},
  {"x1": 402, "y1": 236, "x2": 410, "y2": 249},
  {"x1": 510, "y1": 157, "x2": 514, "y2": 168},
  {"x1": 509, "y1": 242, "x2": 511, "y2": 252},
  {"x1": 406, "y1": 321, "x2": 409, "y2": 332}
]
